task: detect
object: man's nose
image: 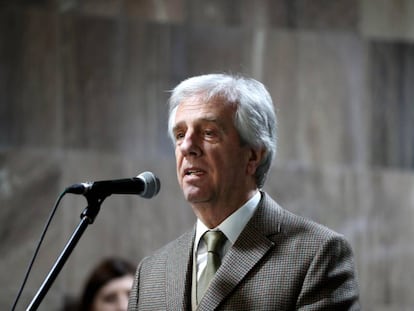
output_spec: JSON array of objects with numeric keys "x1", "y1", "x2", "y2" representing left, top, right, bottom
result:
[{"x1": 179, "y1": 130, "x2": 201, "y2": 157}]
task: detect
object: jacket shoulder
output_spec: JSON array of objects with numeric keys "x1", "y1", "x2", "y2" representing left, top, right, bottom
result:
[{"x1": 257, "y1": 192, "x2": 348, "y2": 248}]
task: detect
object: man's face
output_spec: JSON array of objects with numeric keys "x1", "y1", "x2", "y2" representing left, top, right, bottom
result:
[{"x1": 172, "y1": 96, "x2": 256, "y2": 209}]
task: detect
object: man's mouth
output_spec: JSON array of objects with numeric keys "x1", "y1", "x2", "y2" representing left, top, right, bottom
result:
[{"x1": 185, "y1": 169, "x2": 204, "y2": 176}]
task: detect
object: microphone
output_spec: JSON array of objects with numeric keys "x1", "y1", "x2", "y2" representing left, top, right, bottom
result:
[{"x1": 65, "y1": 171, "x2": 160, "y2": 199}]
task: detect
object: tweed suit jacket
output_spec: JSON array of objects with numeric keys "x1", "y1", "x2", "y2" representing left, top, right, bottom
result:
[{"x1": 128, "y1": 192, "x2": 360, "y2": 310}]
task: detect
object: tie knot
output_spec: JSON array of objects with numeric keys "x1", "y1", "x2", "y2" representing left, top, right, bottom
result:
[{"x1": 203, "y1": 231, "x2": 226, "y2": 253}]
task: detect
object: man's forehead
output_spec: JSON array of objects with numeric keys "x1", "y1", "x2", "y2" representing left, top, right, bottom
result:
[
  {"x1": 175, "y1": 102, "x2": 232, "y2": 123},
  {"x1": 178, "y1": 95, "x2": 235, "y2": 113}
]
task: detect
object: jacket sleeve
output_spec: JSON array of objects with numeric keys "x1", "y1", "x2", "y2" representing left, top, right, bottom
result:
[{"x1": 296, "y1": 235, "x2": 360, "y2": 310}]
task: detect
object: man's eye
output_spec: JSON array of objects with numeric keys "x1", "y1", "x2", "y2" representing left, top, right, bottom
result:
[
  {"x1": 204, "y1": 130, "x2": 214, "y2": 137},
  {"x1": 175, "y1": 132, "x2": 185, "y2": 140}
]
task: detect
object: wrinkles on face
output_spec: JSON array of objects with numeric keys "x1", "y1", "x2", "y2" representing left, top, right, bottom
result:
[{"x1": 173, "y1": 96, "x2": 259, "y2": 227}]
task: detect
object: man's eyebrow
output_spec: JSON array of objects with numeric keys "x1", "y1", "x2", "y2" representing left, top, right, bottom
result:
[
  {"x1": 199, "y1": 117, "x2": 228, "y2": 133},
  {"x1": 173, "y1": 116, "x2": 220, "y2": 127},
  {"x1": 172, "y1": 122, "x2": 184, "y2": 133},
  {"x1": 172, "y1": 116, "x2": 226, "y2": 135}
]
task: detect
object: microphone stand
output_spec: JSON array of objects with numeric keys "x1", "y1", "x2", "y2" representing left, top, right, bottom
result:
[{"x1": 26, "y1": 194, "x2": 107, "y2": 311}]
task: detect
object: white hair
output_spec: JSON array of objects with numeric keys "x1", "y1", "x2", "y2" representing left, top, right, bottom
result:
[{"x1": 168, "y1": 73, "x2": 277, "y2": 187}]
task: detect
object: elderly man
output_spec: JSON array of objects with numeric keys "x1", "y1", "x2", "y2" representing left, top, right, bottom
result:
[{"x1": 128, "y1": 73, "x2": 360, "y2": 310}]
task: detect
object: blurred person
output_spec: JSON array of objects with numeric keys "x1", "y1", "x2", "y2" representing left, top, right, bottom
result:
[
  {"x1": 78, "y1": 257, "x2": 135, "y2": 311},
  {"x1": 128, "y1": 73, "x2": 360, "y2": 310}
]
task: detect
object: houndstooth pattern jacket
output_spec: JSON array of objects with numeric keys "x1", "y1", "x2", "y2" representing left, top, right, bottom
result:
[{"x1": 128, "y1": 192, "x2": 360, "y2": 310}]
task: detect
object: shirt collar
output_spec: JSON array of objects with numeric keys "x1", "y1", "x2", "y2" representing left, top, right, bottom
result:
[{"x1": 195, "y1": 191, "x2": 261, "y2": 247}]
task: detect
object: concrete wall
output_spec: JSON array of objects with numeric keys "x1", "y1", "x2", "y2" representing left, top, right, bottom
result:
[{"x1": 1, "y1": 1, "x2": 413, "y2": 310}]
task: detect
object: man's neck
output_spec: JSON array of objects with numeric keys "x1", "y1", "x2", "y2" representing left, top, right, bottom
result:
[{"x1": 192, "y1": 189, "x2": 259, "y2": 228}]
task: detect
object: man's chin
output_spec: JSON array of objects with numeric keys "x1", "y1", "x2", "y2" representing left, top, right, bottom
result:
[{"x1": 183, "y1": 189, "x2": 209, "y2": 204}]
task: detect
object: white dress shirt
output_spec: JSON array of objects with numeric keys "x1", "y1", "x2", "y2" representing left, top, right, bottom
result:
[{"x1": 194, "y1": 191, "x2": 261, "y2": 280}]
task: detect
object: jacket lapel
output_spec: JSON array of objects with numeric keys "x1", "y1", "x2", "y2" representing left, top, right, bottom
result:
[
  {"x1": 197, "y1": 193, "x2": 283, "y2": 310},
  {"x1": 165, "y1": 229, "x2": 195, "y2": 310}
]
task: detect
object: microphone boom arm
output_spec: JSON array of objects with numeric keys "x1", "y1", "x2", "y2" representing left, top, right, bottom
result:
[{"x1": 26, "y1": 193, "x2": 106, "y2": 310}]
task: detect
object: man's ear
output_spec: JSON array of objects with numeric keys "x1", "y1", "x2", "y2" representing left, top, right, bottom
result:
[{"x1": 246, "y1": 147, "x2": 266, "y2": 175}]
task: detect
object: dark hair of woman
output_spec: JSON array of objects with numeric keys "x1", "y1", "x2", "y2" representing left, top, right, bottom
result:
[{"x1": 79, "y1": 257, "x2": 136, "y2": 311}]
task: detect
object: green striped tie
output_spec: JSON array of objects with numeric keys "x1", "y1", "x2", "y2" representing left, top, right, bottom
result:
[{"x1": 197, "y1": 231, "x2": 227, "y2": 303}]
